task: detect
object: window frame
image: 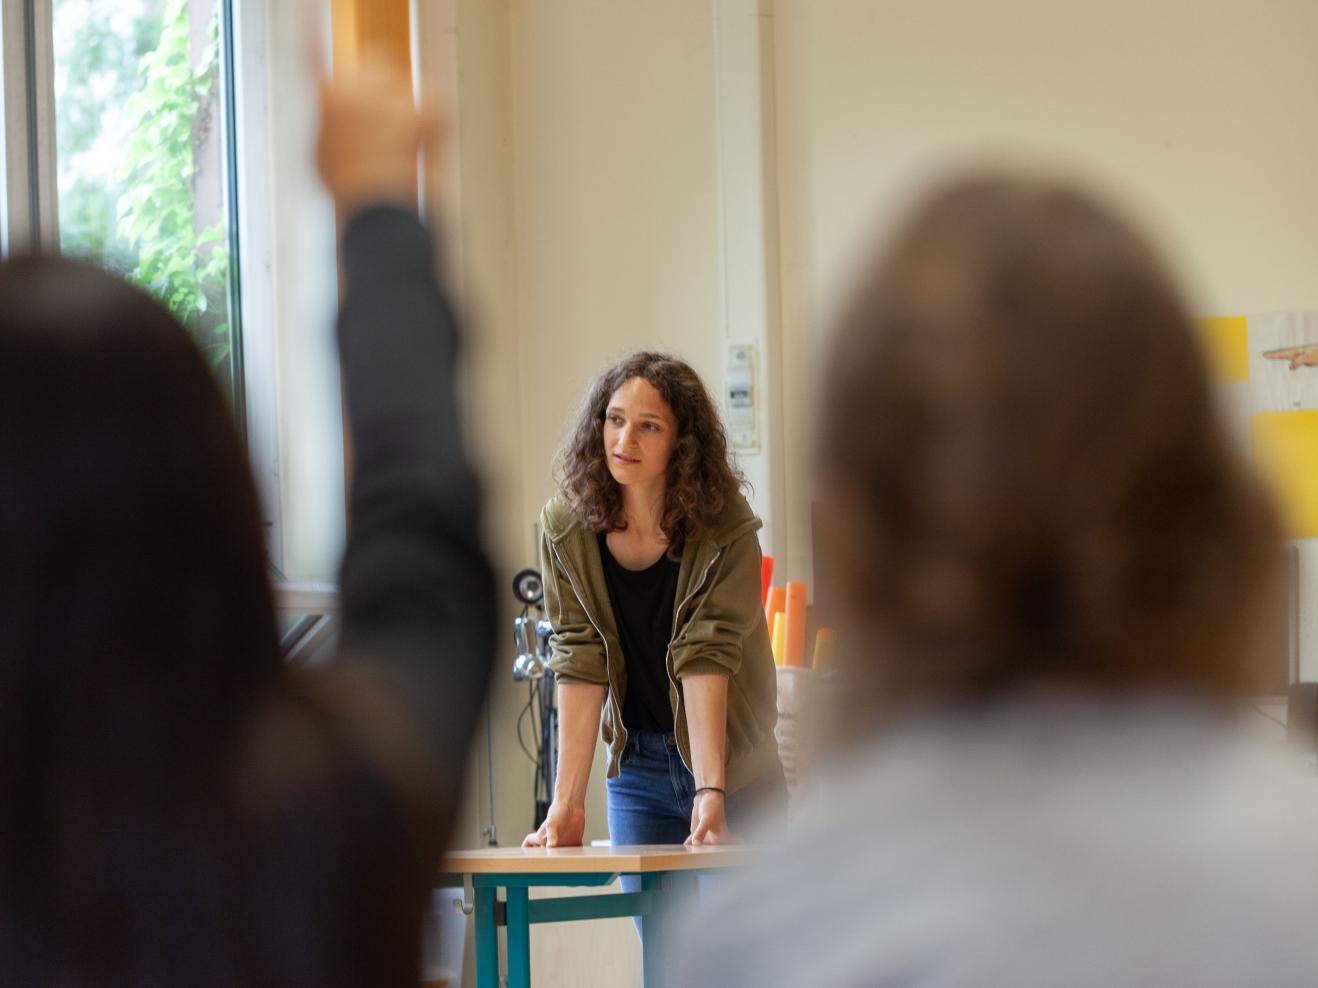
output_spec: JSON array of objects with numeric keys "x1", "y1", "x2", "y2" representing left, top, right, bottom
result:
[
  {"x1": 0, "y1": 0, "x2": 57, "y2": 254},
  {"x1": 229, "y1": 0, "x2": 283, "y2": 570}
]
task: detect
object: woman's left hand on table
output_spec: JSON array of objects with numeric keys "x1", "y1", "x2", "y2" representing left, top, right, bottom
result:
[{"x1": 686, "y1": 791, "x2": 740, "y2": 846}]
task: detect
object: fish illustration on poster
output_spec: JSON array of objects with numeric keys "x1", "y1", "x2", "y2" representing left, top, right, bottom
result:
[{"x1": 1249, "y1": 312, "x2": 1318, "y2": 413}]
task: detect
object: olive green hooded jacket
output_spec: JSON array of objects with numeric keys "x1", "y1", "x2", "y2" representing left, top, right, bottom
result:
[{"x1": 539, "y1": 492, "x2": 780, "y2": 793}]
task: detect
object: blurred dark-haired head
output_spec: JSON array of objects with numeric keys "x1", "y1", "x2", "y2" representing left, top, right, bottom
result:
[
  {"x1": 0, "y1": 256, "x2": 450, "y2": 986},
  {"x1": 0, "y1": 256, "x2": 444, "y2": 985},
  {"x1": 816, "y1": 175, "x2": 1282, "y2": 726},
  {"x1": 0, "y1": 254, "x2": 279, "y2": 753},
  {"x1": 0, "y1": 255, "x2": 283, "y2": 973}
]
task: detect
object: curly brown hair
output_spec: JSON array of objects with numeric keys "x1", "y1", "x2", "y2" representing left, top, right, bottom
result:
[{"x1": 555, "y1": 352, "x2": 745, "y2": 550}]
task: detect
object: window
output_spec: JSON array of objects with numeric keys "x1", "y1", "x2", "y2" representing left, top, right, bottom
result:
[
  {"x1": 52, "y1": 0, "x2": 242, "y2": 404},
  {"x1": 3, "y1": 0, "x2": 347, "y2": 584}
]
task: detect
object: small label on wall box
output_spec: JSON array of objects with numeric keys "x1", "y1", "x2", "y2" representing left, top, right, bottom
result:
[{"x1": 726, "y1": 344, "x2": 759, "y2": 451}]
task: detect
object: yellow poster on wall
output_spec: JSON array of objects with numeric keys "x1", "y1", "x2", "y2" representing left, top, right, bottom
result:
[
  {"x1": 1251, "y1": 410, "x2": 1318, "y2": 539},
  {"x1": 1198, "y1": 316, "x2": 1250, "y2": 383}
]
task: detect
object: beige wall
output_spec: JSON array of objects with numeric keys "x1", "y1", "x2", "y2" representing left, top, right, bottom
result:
[{"x1": 773, "y1": 0, "x2": 1318, "y2": 324}]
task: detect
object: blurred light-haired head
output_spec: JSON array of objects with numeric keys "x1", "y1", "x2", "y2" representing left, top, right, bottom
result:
[{"x1": 816, "y1": 174, "x2": 1281, "y2": 722}]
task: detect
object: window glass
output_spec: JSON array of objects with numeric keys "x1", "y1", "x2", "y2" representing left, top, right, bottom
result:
[{"x1": 53, "y1": 0, "x2": 237, "y2": 396}]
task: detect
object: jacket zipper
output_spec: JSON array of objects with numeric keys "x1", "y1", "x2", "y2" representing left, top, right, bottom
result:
[
  {"x1": 666, "y1": 545, "x2": 723, "y2": 776},
  {"x1": 548, "y1": 540, "x2": 628, "y2": 758}
]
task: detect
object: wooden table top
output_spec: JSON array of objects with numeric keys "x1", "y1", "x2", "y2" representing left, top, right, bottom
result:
[{"x1": 441, "y1": 844, "x2": 752, "y2": 875}]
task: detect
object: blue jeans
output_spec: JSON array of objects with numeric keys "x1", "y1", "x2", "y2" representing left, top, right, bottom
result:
[{"x1": 605, "y1": 731, "x2": 786, "y2": 937}]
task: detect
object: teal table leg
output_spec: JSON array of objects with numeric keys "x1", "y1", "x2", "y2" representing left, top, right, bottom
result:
[
  {"x1": 667, "y1": 870, "x2": 699, "y2": 912},
  {"x1": 474, "y1": 883, "x2": 499, "y2": 988},
  {"x1": 640, "y1": 872, "x2": 669, "y2": 988},
  {"x1": 506, "y1": 885, "x2": 532, "y2": 988}
]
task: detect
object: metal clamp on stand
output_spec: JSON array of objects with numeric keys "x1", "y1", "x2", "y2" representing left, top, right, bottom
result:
[
  {"x1": 511, "y1": 568, "x2": 558, "y2": 829},
  {"x1": 455, "y1": 873, "x2": 475, "y2": 916}
]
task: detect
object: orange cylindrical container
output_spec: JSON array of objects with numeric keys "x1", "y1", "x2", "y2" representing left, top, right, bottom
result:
[
  {"x1": 782, "y1": 581, "x2": 808, "y2": 667},
  {"x1": 812, "y1": 628, "x2": 836, "y2": 672},
  {"x1": 764, "y1": 585, "x2": 786, "y2": 628},
  {"x1": 760, "y1": 554, "x2": 775, "y2": 607}
]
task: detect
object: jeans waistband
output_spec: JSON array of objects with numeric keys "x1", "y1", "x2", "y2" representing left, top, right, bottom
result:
[{"x1": 625, "y1": 730, "x2": 678, "y2": 755}]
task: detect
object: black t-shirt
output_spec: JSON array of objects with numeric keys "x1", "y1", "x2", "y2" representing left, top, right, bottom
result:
[{"x1": 597, "y1": 533, "x2": 681, "y2": 734}]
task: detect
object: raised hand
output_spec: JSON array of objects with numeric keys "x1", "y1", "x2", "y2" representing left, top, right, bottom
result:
[{"x1": 315, "y1": 52, "x2": 439, "y2": 216}]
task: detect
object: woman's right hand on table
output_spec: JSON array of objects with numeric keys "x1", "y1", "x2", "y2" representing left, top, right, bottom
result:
[{"x1": 523, "y1": 801, "x2": 586, "y2": 848}]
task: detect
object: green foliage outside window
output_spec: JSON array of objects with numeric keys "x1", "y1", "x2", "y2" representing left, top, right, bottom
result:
[
  {"x1": 54, "y1": 1, "x2": 162, "y2": 273},
  {"x1": 55, "y1": 0, "x2": 232, "y2": 376},
  {"x1": 115, "y1": 0, "x2": 230, "y2": 368}
]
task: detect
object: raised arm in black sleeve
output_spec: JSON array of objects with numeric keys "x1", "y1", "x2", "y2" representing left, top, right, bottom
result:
[{"x1": 334, "y1": 204, "x2": 496, "y2": 803}]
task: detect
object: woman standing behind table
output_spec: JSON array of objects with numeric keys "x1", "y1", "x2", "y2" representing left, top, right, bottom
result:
[{"x1": 523, "y1": 353, "x2": 784, "y2": 858}]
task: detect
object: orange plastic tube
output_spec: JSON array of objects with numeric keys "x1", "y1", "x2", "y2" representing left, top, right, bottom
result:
[
  {"x1": 760, "y1": 554, "x2": 775, "y2": 607},
  {"x1": 764, "y1": 585, "x2": 786, "y2": 628},
  {"x1": 783, "y1": 581, "x2": 808, "y2": 667},
  {"x1": 812, "y1": 628, "x2": 836, "y2": 672},
  {"x1": 770, "y1": 611, "x2": 786, "y2": 665}
]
